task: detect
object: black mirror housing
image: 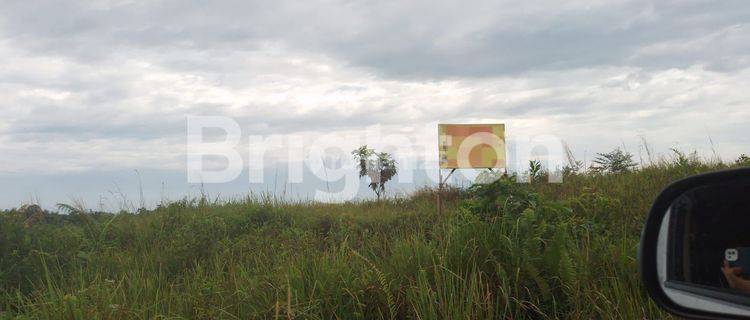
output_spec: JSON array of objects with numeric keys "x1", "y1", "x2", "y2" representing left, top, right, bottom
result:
[{"x1": 640, "y1": 167, "x2": 750, "y2": 319}]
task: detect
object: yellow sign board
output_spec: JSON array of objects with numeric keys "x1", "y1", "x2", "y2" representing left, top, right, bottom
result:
[{"x1": 438, "y1": 124, "x2": 506, "y2": 169}]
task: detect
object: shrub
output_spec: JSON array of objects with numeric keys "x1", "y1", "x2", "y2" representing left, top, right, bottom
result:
[
  {"x1": 736, "y1": 154, "x2": 750, "y2": 167},
  {"x1": 352, "y1": 145, "x2": 398, "y2": 200},
  {"x1": 590, "y1": 148, "x2": 638, "y2": 173}
]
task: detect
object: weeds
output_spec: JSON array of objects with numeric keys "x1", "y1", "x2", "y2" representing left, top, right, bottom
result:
[{"x1": 1, "y1": 154, "x2": 740, "y2": 319}]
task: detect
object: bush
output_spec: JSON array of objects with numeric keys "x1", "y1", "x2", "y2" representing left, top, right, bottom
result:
[
  {"x1": 736, "y1": 154, "x2": 750, "y2": 167},
  {"x1": 590, "y1": 148, "x2": 638, "y2": 173}
]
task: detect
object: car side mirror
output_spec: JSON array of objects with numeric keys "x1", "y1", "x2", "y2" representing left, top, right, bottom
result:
[{"x1": 640, "y1": 168, "x2": 750, "y2": 319}]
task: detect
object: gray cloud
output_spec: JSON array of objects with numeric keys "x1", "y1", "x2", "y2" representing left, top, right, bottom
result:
[
  {"x1": 3, "y1": 1, "x2": 749, "y2": 78},
  {"x1": 0, "y1": 0, "x2": 749, "y2": 208}
]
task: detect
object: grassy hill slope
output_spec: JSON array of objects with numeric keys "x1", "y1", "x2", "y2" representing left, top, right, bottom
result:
[{"x1": 1, "y1": 159, "x2": 746, "y2": 319}]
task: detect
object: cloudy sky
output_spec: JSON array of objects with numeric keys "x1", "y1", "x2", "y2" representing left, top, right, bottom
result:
[{"x1": 1, "y1": 0, "x2": 749, "y2": 209}]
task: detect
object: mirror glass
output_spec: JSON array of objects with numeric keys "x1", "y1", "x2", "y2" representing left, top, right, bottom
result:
[{"x1": 658, "y1": 180, "x2": 750, "y2": 315}]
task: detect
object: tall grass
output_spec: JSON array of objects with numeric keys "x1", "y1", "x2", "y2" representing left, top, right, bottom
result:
[{"x1": 0, "y1": 158, "x2": 745, "y2": 319}]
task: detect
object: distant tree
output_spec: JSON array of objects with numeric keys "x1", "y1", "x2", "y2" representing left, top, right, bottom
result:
[
  {"x1": 352, "y1": 145, "x2": 398, "y2": 200},
  {"x1": 737, "y1": 154, "x2": 750, "y2": 167},
  {"x1": 590, "y1": 148, "x2": 637, "y2": 173},
  {"x1": 475, "y1": 170, "x2": 504, "y2": 184}
]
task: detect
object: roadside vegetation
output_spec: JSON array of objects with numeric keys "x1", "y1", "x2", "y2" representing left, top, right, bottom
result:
[{"x1": 1, "y1": 150, "x2": 748, "y2": 319}]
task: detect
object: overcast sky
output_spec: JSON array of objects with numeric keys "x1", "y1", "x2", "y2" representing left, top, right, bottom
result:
[{"x1": 1, "y1": 0, "x2": 749, "y2": 209}]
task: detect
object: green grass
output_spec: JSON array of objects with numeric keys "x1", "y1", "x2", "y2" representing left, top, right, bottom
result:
[{"x1": 0, "y1": 159, "x2": 745, "y2": 319}]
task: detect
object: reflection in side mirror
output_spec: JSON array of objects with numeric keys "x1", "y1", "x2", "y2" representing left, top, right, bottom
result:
[
  {"x1": 640, "y1": 168, "x2": 750, "y2": 319},
  {"x1": 666, "y1": 184, "x2": 750, "y2": 296}
]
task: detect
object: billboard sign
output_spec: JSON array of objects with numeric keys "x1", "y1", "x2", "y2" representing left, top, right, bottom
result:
[{"x1": 438, "y1": 124, "x2": 506, "y2": 169}]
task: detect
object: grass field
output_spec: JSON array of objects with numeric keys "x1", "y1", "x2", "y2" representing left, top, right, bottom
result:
[{"x1": 1, "y1": 156, "x2": 747, "y2": 319}]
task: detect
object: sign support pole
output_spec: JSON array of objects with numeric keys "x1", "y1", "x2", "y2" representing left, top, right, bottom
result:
[
  {"x1": 437, "y1": 169, "x2": 442, "y2": 216},
  {"x1": 437, "y1": 168, "x2": 456, "y2": 216}
]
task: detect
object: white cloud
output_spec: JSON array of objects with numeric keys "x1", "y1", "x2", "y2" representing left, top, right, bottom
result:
[{"x1": 0, "y1": 0, "x2": 748, "y2": 207}]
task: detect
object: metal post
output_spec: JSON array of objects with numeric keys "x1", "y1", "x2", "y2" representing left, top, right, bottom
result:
[
  {"x1": 437, "y1": 169, "x2": 443, "y2": 216},
  {"x1": 437, "y1": 168, "x2": 456, "y2": 216}
]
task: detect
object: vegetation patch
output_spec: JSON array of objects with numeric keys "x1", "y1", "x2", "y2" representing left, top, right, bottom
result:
[{"x1": 1, "y1": 155, "x2": 748, "y2": 319}]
